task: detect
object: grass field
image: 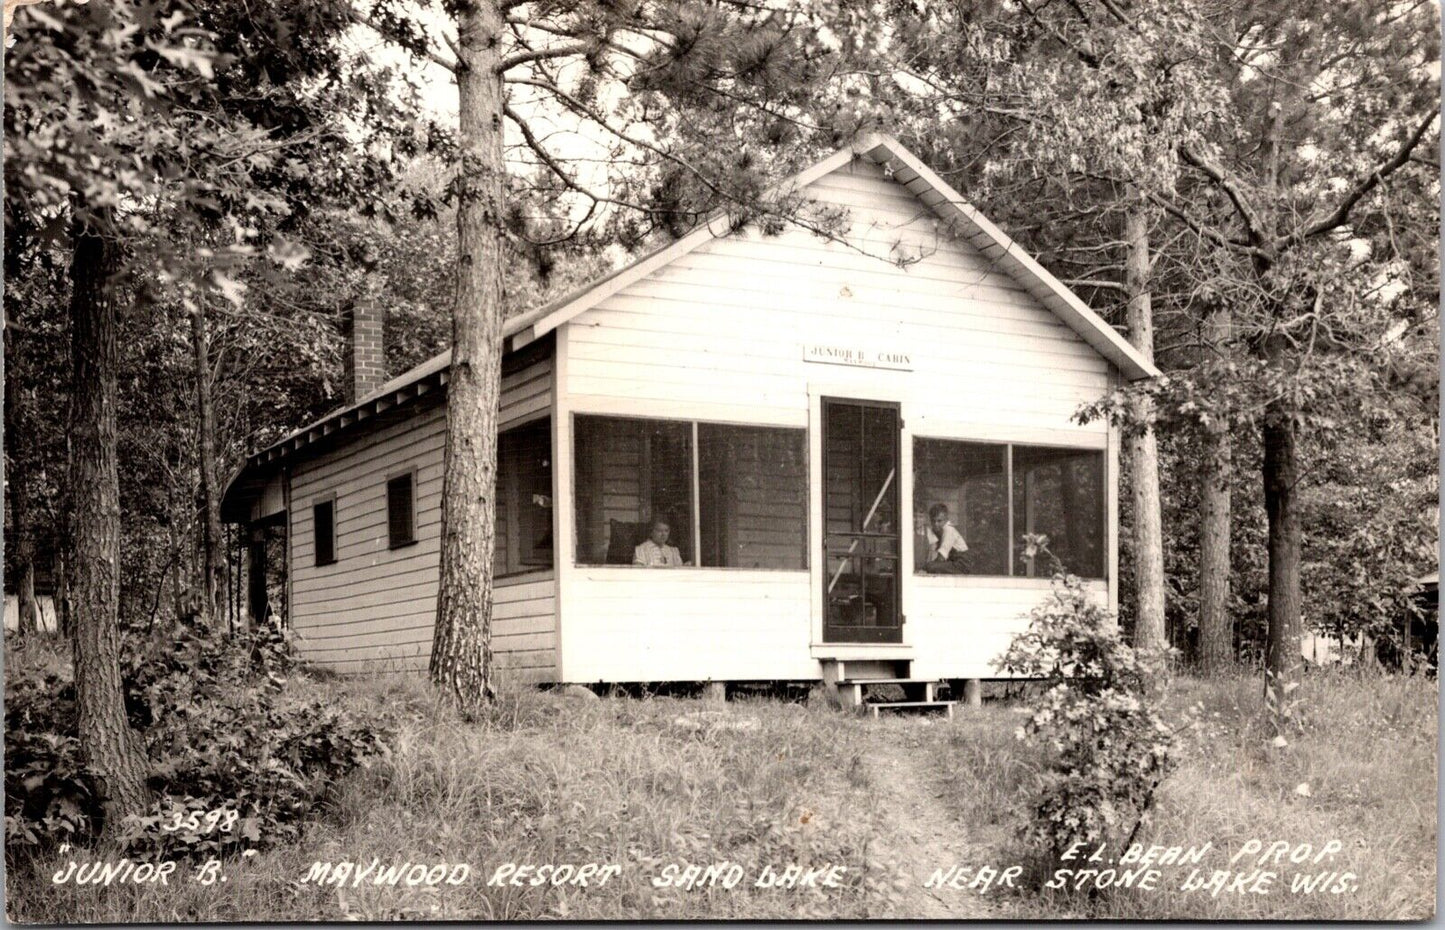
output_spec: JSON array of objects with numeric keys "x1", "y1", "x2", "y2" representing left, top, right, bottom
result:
[{"x1": 5, "y1": 643, "x2": 1437, "y2": 922}]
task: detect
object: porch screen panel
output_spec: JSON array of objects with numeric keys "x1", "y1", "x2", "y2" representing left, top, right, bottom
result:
[
  {"x1": 912, "y1": 439, "x2": 1008, "y2": 575},
  {"x1": 574, "y1": 415, "x2": 693, "y2": 565},
  {"x1": 495, "y1": 417, "x2": 553, "y2": 576},
  {"x1": 698, "y1": 424, "x2": 807, "y2": 569},
  {"x1": 1012, "y1": 445, "x2": 1105, "y2": 578}
]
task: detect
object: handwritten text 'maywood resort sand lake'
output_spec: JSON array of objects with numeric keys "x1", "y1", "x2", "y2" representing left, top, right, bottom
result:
[{"x1": 299, "y1": 860, "x2": 852, "y2": 891}]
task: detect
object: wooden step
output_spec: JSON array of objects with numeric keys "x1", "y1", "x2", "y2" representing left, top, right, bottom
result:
[
  {"x1": 866, "y1": 700, "x2": 957, "y2": 719},
  {"x1": 836, "y1": 677, "x2": 938, "y2": 686},
  {"x1": 819, "y1": 657, "x2": 912, "y2": 684},
  {"x1": 834, "y1": 677, "x2": 944, "y2": 708}
]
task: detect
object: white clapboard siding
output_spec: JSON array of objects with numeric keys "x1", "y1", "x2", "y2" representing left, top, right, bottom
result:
[
  {"x1": 562, "y1": 570, "x2": 814, "y2": 682},
  {"x1": 568, "y1": 330, "x2": 1108, "y2": 384},
  {"x1": 288, "y1": 356, "x2": 558, "y2": 681},
  {"x1": 907, "y1": 578, "x2": 1110, "y2": 680},
  {"x1": 563, "y1": 157, "x2": 1112, "y2": 434},
  {"x1": 501, "y1": 361, "x2": 552, "y2": 426},
  {"x1": 555, "y1": 154, "x2": 1115, "y2": 684}
]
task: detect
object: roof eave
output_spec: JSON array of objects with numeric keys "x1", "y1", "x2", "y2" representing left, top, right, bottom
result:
[
  {"x1": 514, "y1": 133, "x2": 1161, "y2": 382},
  {"x1": 853, "y1": 135, "x2": 1161, "y2": 382}
]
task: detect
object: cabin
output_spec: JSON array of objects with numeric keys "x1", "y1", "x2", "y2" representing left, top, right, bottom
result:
[{"x1": 221, "y1": 135, "x2": 1158, "y2": 704}]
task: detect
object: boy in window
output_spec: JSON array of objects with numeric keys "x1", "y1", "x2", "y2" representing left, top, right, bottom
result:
[
  {"x1": 634, "y1": 517, "x2": 686, "y2": 567},
  {"x1": 922, "y1": 503, "x2": 970, "y2": 574}
]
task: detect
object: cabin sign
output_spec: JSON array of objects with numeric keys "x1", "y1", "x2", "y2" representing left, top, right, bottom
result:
[{"x1": 803, "y1": 343, "x2": 913, "y2": 371}]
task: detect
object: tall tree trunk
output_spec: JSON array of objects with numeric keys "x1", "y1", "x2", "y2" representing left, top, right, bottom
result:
[
  {"x1": 68, "y1": 215, "x2": 150, "y2": 828},
  {"x1": 170, "y1": 473, "x2": 187, "y2": 623},
  {"x1": 4, "y1": 349, "x2": 40, "y2": 634},
  {"x1": 1124, "y1": 202, "x2": 1166, "y2": 662},
  {"x1": 1258, "y1": 100, "x2": 1301, "y2": 731},
  {"x1": 190, "y1": 304, "x2": 226, "y2": 636},
  {"x1": 17, "y1": 562, "x2": 39, "y2": 633},
  {"x1": 54, "y1": 520, "x2": 71, "y2": 637},
  {"x1": 430, "y1": 0, "x2": 506, "y2": 716},
  {"x1": 1262, "y1": 392, "x2": 1302, "y2": 731},
  {"x1": 1197, "y1": 305, "x2": 1233, "y2": 674}
]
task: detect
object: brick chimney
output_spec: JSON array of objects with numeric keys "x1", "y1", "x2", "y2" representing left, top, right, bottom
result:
[{"x1": 345, "y1": 297, "x2": 385, "y2": 402}]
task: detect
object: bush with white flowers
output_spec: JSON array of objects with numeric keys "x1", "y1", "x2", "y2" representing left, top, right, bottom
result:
[{"x1": 994, "y1": 569, "x2": 1179, "y2": 858}]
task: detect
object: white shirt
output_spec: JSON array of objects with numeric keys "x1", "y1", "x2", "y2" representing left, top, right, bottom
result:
[
  {"x1": 926, "y1": 523, "x2": 968, "y2": 560},
  {"x1": 634, "y1": 539, "x2": 684, "y2": 567}
]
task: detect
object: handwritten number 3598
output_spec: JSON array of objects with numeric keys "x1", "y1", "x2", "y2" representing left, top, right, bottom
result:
[{"x1": 160, "y1": 809, "x2": 239, "y2": 834}]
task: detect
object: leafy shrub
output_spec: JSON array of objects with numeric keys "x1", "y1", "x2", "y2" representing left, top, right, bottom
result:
[
  {"x1": 5, "y1": 618, "x2": 390, "y2": 861},
  {"x1": 994, "y1": 569, "x2": 1181, "y2": 858},
  {"x1": 4, "y1": 669, "x2": 97, "y2": 851}
]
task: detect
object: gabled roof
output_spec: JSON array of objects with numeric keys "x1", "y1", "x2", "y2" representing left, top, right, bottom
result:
[
  {"x1": 224, "y1": 135, "x2": 1157, "y2": 520},
  {"x1": 511, "y1": 133, "x2": 1159, "y2": 381}
]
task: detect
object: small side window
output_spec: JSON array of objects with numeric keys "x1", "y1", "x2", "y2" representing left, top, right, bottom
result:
[
  {"x1": 313, "y1": 499, "x2": 337, "y2": 567},
  {"x1": 388, "y1": 472, "x2": 416, "y2": 549}
]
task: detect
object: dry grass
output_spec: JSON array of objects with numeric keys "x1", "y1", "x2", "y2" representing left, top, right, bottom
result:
[
  {"x1": 5, "y1": 642, "x2": 1436, "y2": 922},
  {"x1": 926, "y1": 667, "x2": 1439, "y2": 921},
  {"x1": 8, "y1": 669, "x2": 901, "y2": 922}
]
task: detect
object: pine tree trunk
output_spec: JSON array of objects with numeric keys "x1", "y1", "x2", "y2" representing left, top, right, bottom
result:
[
  {"x1": 190, "y1": 304, "x2": 226, "y2": 637},
  {"x1": 1262, "y1": 392, "x2": 1302, "y2": 732},
  {"x1": 1197, "y1": 306, "x2": 1233, "y2": 675},
  {"x1": 68, "y1": 216, "x2": 151, "y2": 828},
  {"x1": 7, "y1": 453, "x2": 40, "y2": 635},
  {"x1": 169, "y1": 476, "x2": 186, "y2": 623},
  {"x1": 2, "y1": 324, "x2": 39, "y2": 634},
  {"x1": 18, "y1": 561, "x2": 39, "y2": 633},
  {"x1": 430, "y1": 0, "x2": 506, "y2": 716},
  {"x1": 1258, "y1": 101, "x2": 1300, "y2": 731},
  {"x1": 54, "y1": 528, "x2": 71, "y2": 637},
  {"x1": 1197, "y1": 429, "x2": 1233, "y2": 670},
  {"x1": 1124, "y1": 203, "x2": 1166, "y2": 661}
]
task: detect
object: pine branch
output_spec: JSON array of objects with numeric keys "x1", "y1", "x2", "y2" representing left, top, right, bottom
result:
[
  {"x1": 1095, "y1": 0, "x2": 1137, "y2": 29},
  {"x1": 501, "y1": 102, "x2": 646, "y2": 215},
  {"x1": 1176, "y1": 141, "x2": 1271, "y2": 249},
  {"x1": 509, "y1": 75, "x2": 727, "y2": 200},
  {"x1": 1019, "y1": 0, "x2": 1100, "y2": 68},
  {"x1": 497, "y1": 39, "x2": 596, "y2": 73},
  {"x1": 1280, "y1": 109, "x2": 1439, "y2": 250},
  {"x1": 1064, "y1": 278, "x2": 1129, "y2": 293},
  {"x1": 1145, "y1": 189, "x2": 1259, "y2": 255}
]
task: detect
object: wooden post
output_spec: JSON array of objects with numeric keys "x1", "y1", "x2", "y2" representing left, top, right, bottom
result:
[
  {"x1": 691, "y1": 421, "x2": 701, "y2": 565},
  {"x1": 704, "y1": 681, "x2": 726, "y2": 703},
  {"x1": 964, "y1": 679, "x2": 982, "y2": 708},
  {"x1": 247, "y1": 529, "x2": 268, "y2": 627}
]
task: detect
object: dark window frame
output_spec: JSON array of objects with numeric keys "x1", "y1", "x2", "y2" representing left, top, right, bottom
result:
[
  {"x1": 911, "y1": 436, "x2": 1107, "y2": 580},
  {"x1": 496, "y1": 416, "x2": 555, "y2": 579},
  {"x1": 386, "y1": 468, "x2": 418, "y2": 550},
  {"x1": 312, "y1": 494, "x2": 338, "y2": 567},
  {"x1": 571, "y1": 412, "x2": 810, "y2": 572}
]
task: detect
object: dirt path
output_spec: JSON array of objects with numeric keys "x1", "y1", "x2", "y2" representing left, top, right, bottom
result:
[{"x1": 859, "y1": 718, "x2": 1004, "y2": 920}]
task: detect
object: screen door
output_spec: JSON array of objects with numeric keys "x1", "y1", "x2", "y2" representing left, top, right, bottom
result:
[{"x1": 821, "y1": 398, "x2": 902, "y2": 643}]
